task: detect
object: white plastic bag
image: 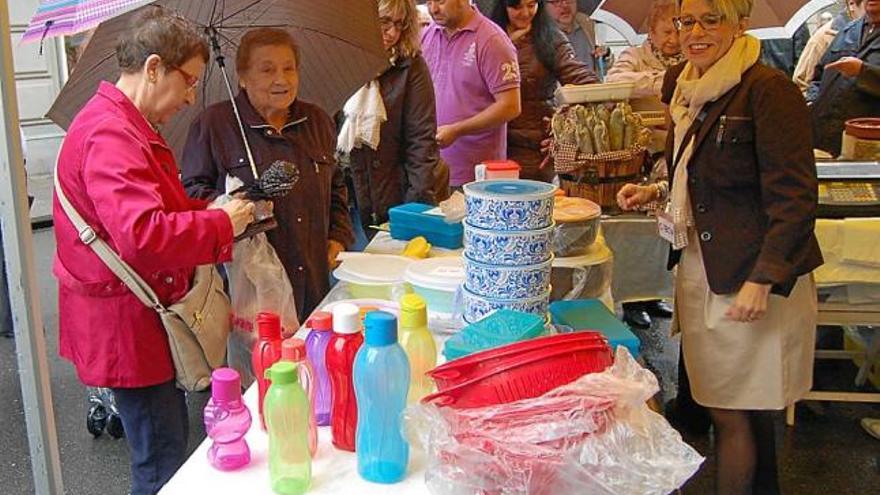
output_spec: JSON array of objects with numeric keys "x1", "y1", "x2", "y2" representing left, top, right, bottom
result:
[
  {"x1": 226, "y1": 233, "x2": 299, "y2": 386},
  {"x1": 405, "y1": 346, "x2": 704, "y2": 495}
]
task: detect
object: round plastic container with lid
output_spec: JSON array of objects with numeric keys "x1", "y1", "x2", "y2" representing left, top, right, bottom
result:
[
  {"x1": 403, "y1": 257, "x2": 464, "y2": 315},
  {"x1": 551, "y1": 196, "x2": 602, "y2": 257},
  {"x1": 551, "y1": 238, "x2": 613, "y2": 301},
  {"x1": 333, "y1": 254, "x2": 412, "y2": 300},
  {"x1": 463, "y1": 180, "x2": 556, "y2": 231}
]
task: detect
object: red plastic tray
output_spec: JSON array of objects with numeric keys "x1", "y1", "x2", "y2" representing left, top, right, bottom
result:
[
  {"x1": 423, "y1": 340, "x2": 612, "y2": 409},
  {"x1": 429, "y1": 332, "x2": 608, "y2": 391}
]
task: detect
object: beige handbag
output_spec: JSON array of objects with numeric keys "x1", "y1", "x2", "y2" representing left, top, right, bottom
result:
[{"x1": 54, "y1": 171, "x2": 231, "y2": 392}]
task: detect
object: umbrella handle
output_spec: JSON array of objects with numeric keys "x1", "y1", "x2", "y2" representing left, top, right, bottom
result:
[{"x1": 208, "y1": 28, "x2": 260, "y2": 181}]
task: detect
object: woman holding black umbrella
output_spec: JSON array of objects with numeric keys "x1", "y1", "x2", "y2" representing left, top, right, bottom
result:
[{"x1": 183, "y1": 28, "x2": 354, "y2": 319}]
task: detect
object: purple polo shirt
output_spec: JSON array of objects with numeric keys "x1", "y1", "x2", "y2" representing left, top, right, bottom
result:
[{"x1": 421, "y1": 10, "x2": 520, "y2": 186}]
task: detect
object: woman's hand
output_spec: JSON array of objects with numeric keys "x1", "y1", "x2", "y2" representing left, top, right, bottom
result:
[
  {"x1": 327, "y1": 239, "x2": 345, "y2": 269},
  {"x1": 725, "y1": 282, "x2": 771, "y2": 322},
  {"x1": 616, "y1": 183, "x2": 657, "y2": 211},
  {"x1": 219, "y1": 198, "x2": 255, "y2": 237}
]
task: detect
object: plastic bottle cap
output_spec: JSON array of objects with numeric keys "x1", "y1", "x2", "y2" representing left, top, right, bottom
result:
[
  {"x1": 211, "y1": 368, "x2": 242, "y2": 403},
  {"x1": 399, "y1": 293, "x2": 428, "y2": 328},
  {"x1": 364, "y1": 311, "x2": 398, "y2": 346},
  {"x1": 256, "y1": 312, "x2": 282, "y2": 340},
  {"x1": 332, "y1": 303, "x2": 361, "y2": 334},
  {"x1": 309, "y1": 311, "x2": 333, "y2": 332},
  {"x1": 265, "y1": 361, "x2": 299, "y2": 384},
  {"x1": 281, "y1": 337, "x2": 307, "y2": 362}
]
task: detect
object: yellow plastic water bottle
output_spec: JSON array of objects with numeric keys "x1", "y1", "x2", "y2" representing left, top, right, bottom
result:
[{"x1": 398, "y1": 294, "x2": 437, "y2": 403}]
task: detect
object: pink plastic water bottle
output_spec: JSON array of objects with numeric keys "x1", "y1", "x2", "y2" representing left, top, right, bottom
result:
[
  {"x1": 304, "y1": 311, "x2": 333, "y2": 426},
  {"x1": 204, "y1": 368, "x2": 252, "y2": 470},
  {"x1": 253, "y1": 312, "x2": 283, "y2": 430},
  {"x1": 282, "y1": 338, "x2": 318, "y2": 456}
]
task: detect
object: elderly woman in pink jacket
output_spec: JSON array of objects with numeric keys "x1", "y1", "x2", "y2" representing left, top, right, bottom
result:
[{"x1": 53, "y1": 8, "x2": 254, "y2": 494}]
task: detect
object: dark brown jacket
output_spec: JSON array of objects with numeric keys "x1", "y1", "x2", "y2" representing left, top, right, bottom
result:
[
  {"x1": 661, "y1": 62, "x2": 823, "y2": 296},
  {"x1": 508, "y1": 29, "x2": 597, "y2": 182},
  {"x1": 182, "y1": 92, "x2": 354, "y2": 318},
  {"x1": 346, "y1": 55, "x2": 442, "y2": 227}
]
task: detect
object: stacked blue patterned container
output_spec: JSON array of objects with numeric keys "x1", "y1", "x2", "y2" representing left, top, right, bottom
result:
[{"x1": 461, "y1": 180, "x2": 557, "y2": 323}]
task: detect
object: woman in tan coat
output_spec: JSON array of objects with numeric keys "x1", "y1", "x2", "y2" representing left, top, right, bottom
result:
[{"x1": 618, "y1": 0, "x2": 823, "y2": 493}]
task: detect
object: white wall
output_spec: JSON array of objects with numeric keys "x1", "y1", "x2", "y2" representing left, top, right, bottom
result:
[{"x1": 5, "y1": 0, "x2": 67, "y2": 220}]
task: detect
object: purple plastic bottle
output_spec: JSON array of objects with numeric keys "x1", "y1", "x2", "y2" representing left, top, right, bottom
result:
[
  {"x1": 204, "y1": 368, "x2": 252, "y2": 471},
  {"x1": 304, "y1": 311, "x2": 333, "y2": 426}
]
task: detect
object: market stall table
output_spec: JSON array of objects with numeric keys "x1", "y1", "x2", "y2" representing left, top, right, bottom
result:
[{"x1": 160, "y1": 385, "x2": 431, "y2": 494}]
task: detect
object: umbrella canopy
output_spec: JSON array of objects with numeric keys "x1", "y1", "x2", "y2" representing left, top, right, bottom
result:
[
  {"x1": 46, "y1": 0, "x2": 389, "y2": 156},
  {"x1": 592, "y1": 0, "x2": 837, "y2": 44},
  {"x1": 20, "y1": 0, "x2": 154, "y2": 44}
]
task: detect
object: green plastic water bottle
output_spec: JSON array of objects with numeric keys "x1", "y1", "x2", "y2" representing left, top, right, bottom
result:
[{"x1": 264, "y1": 361, "x2": 311, "y2": 495}]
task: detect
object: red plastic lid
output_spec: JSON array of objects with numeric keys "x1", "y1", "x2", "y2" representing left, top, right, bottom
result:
[
  {"x1": 484, "y1": 160, "x2": 520, "y2": 171},
  {"x1": 256, "y1": 312, "x2": 281, "y2": 340},
  {"x1": 281, "y1": 337, "x2": 307, "y2": 362},
  {"x1": 309, "y1": 311, "x2": 333, "y2": 331}
]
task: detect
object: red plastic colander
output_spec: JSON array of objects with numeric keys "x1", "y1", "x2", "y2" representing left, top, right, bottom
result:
[
  {"x1": 423, "y1": 338, "x2": 612, "y2": 409},
  {"x1": 429, "y1": 331, "x2": 608, "y2": 392}
]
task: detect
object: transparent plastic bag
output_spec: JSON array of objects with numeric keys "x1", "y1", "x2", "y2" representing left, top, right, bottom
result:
[
  {"x1": 439, "y1": 191, "x2": 466, "y2": 224},
  {"x1": 226, "y1": 233, "x2": 299, "y2": 387},
  {"x1": 405, "y1": 347, "x2": 703, "y2": 495}
]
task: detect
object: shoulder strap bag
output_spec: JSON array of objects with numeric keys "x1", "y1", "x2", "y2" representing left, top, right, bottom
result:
[{"x1": 54, "y1": 169, "x2": 231, "y2": 392}]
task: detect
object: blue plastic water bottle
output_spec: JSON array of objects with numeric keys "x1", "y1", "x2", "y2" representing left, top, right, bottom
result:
[{"x1": 353, "y1": 311, "x2": 411, "y2": 484}]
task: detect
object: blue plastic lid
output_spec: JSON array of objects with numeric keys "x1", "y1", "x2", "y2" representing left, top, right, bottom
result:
[
  {"x1": 443, "y1": 310, "x2": 546, "y2": 359},
  {"x1": 464, "y1": 180, "x2": 556, "y2": 200},
  {"x1": 364, "y1": 311, "x2": 398, "y2": 346}
]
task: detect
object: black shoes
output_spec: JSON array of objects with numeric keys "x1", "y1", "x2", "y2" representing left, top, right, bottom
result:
[
  {"x1": 645, "y1": 300, "x2": 673, "y2": 318},
  {"x1": 622, "y1": 300, "x2": 673, "y2": 329},
  {"x1": 623, "y1": 303, "x2": 652, "y2": 328}
]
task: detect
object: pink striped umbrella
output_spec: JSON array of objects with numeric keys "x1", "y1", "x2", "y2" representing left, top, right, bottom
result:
[{"x1": 20, "y1": 0, "x2": 154, "y2": 44}]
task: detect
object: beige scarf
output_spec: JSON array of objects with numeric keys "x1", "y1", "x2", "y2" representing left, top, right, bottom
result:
[{"x1": 667, "y1": 35, "x2": 761, "y2": 249}]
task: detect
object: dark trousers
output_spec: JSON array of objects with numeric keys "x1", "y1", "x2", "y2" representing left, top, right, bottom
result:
[{"x1": 112, "y1": 380, "x2": 189, "y2": 495}]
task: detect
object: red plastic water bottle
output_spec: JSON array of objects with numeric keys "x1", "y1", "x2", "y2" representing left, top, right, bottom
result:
[
  {"x1": 326, "y1": 303, "x2": 364, "y2": 451},
  {"x1": 252, "y1": 312, "x2": 282, "y2": 430},
  {"x1": 281, "y1": 337, "x2": 318, "y2": 457}
]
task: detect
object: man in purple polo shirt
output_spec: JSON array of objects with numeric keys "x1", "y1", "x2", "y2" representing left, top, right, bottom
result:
[{"x1": 422, "y1": 0, "x2": 522, "y2": 186}]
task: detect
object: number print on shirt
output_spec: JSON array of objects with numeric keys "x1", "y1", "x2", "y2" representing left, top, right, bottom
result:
[
  {"x1": 462, "y1": 42, "x2": 477, "y2": 67},
  {"x1": 501, "y1": 61, "x2": 519, "y2": 82}
]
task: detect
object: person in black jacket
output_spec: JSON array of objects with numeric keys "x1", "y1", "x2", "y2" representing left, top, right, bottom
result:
[
  {"x1": 807, "y1": 1, "x2": 880, "y2": 156},
  {"x1": 338, "y1": 0, "x2": 446, "y2": 236}
]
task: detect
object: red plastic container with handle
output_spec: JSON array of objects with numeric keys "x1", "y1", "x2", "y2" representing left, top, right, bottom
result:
[{"x1": 252, "y1": 312, "x2": 283, "y2": 430}]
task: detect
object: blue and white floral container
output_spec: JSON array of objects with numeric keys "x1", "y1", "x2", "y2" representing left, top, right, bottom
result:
[
  {"x1": 463, "y1": 180, "x2": 556, "y2": 231},
  {"x1": 463, "y1": 221, "x2": 554, "y2": 266},
  {"x1": 463, "y1": 254, "x2": 553, "y2": 299},
  {"x1": 462, "y1": 286, "x2": 551, "y2": 323}
]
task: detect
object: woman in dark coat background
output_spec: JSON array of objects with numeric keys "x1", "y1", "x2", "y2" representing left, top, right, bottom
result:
[
  {"x1": 490, "y1": 0, "x2": 597, "y2": 182},
  {"x1": 339, "y1": 0, "x2": 444, "y2": 235}
]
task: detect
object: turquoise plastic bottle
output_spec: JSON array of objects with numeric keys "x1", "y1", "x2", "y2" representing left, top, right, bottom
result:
[
  {"x1": 353, "y1": 311, "x2": 411, "y2": 484},
  {"x1": 264, "y1": 362, "x2": 311, "y2": 495}
]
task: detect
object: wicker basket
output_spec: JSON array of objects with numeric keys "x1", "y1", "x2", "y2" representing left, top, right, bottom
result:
[{"x1": 552, "y1": 141, "x2": 647, "y2": 210}]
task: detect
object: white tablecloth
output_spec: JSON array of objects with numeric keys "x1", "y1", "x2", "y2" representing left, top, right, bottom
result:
[{"x1": 160, "y1": 385, "x2": 432, "y2": 494}]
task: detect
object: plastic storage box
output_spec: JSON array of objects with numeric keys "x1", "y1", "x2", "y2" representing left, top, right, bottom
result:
[
  {"x1": 443, "y1": 309, "x2": 546, "y2": 361},
  {"x1": 549, "y1": 299, "x2": 640, "y2": 358},
  {"x1": 388, "y1": 203, "x2": 463, "y2": 249}
]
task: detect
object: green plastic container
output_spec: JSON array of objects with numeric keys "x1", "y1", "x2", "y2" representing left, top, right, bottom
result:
[
  {"x1": 264, "y1": 362, "x2": 312, "y2": 495},
  {"x1": 443, "y1": 310, "x2": 546, "y2": 361}
]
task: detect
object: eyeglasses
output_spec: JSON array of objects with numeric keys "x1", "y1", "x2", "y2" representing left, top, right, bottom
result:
[
  {"x1": 167, "y1": 64, "x2": 199, "y2": 89},
  {"x1": 379, "y1": 17, "x2": 407, "y2": 32},
  {"x1": 673, "y1": 14, "x2": 726, "y2": 33}
]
